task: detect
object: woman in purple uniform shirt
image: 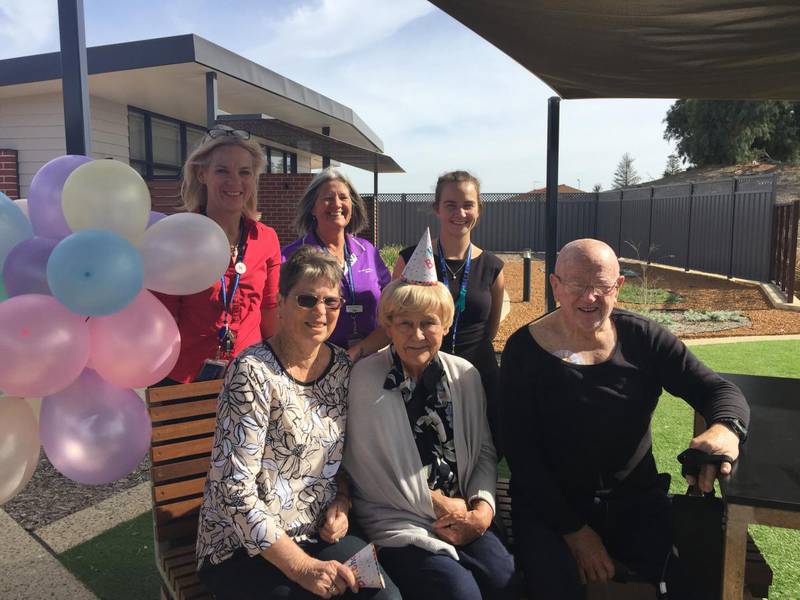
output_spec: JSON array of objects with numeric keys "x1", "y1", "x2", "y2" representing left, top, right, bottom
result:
[{"x1": 282, "y1": 168, "x2": 390, "y2": 362}]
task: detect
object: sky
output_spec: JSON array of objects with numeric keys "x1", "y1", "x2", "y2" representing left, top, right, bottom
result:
[{"x1": 0, "y1": 0, "x2": 678, "y2": 193}]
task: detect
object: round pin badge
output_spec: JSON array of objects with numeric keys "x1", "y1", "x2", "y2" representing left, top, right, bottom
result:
[{"x1": 235, "y1": 262, "x2": 247, "y2": 275}]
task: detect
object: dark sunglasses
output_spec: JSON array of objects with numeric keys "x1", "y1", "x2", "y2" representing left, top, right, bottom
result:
[
  {"x1": 206, "y1": 127, "x2": 250, "y2": 140},
  {"x1": 294, "y1": 294, "x2": 344, "y2": 310}
]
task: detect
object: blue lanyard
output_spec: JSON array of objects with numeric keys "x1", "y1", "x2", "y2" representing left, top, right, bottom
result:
[
  {"x1": 219, "y1": 218, "x2": 247, "y2": 329},
  {"x1": 311, "y1": 231, "x2": 357, "y2": 305},
  {"x1": 437, "y1": 241, "x2": 471, "y2": 353}
]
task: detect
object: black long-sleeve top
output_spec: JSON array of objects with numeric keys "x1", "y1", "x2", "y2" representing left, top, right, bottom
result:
[{"x1": 500, "y1": 309, "x2": 750, "y2": 535}]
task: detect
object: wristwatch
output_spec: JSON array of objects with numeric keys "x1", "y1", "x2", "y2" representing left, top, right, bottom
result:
[{"x1": 714, "y1": 417, "x2": 748, "y2": 442}]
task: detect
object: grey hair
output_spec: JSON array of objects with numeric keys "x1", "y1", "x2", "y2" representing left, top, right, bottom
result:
[
  {"x1": 294, "y1": 167, "x2": 369, "y2": 236},
  {"x1": 279, "y1": 245, "x2": 343, "y2": 297}
]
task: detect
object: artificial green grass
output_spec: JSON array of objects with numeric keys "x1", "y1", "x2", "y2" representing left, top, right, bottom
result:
[
  {"x1": 57, "y1": 510, "x2": 161, "y2": 600},
  {"x1": 652, "y1": 340, "x2": 800, "y2": 599}
]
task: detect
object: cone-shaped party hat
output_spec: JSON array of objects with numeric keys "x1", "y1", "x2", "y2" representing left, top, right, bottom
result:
[{"x1": 401, "y1": 228, "x2": 438, "y2": 285}]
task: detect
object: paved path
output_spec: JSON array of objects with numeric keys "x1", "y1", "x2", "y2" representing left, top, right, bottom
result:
[
  {"x1": 684, "y1": 333, "x2": 800, "y2": 346},
  {"x1": 0, "y1": 509, "x2": 98, "y2": 600}
]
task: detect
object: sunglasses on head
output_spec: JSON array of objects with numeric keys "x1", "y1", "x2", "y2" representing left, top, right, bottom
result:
[
  {"x1": 294, "y1": 294, "x2": 344, "y2": 310},
  {"x1": 206, "y1": 127, "x2": 251, "y2": 140}
]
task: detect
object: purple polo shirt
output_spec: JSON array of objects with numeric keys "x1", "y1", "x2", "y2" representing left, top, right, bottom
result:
[{"x1": 281, "y1": 232, "x2": 391, "y2": 348}]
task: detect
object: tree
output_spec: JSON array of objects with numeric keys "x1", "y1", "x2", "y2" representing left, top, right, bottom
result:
[
  {"x1": 663, "y1": 99, "x2": 800, "y2": 166},
  {"x1": 612, "y1": 153, "x2": 641, "y2": 188},
  {"x1": 592, "y1": 183, "x2": 602, "y2": 193},
  {"x1": 663, "y1": 154, "x2": 683, "y2": 177}
]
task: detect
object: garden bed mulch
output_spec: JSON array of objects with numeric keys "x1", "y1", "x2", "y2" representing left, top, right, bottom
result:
[{"x1": 494, "y1": 256, "x2": 800, "y2": 351}]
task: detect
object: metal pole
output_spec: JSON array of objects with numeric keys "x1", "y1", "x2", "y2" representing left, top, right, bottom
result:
[
  {"x1": 206, "y1": 72, "x2": 218, "y2": 129},
  {"x1": 322, "y1": 126, "x2": 331, "y2": 169},
  {"x1": 373, "y1": 155, "x2": 379, "y2": 247},
  {"x1": 58, "y1": 0, "x2": 91, "y2": 155},
  {"x1": 523, "y1": 249, "x2": 532, "y2": 302},
  {"x1": 545, "y1": 97, "x2": 561, "y2": 312}
]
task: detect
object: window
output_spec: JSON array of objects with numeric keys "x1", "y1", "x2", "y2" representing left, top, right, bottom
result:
[
  {"x1": 265, "y1": 147, "x2": 298, "y2": 174},
  {"x1": 127, "y1": 107, "x2": 206, "y2": 179}
]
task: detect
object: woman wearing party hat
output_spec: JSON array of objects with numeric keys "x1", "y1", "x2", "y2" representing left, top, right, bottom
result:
[
  {"x1": 392, "y1": 171, "x2": 505, "y2": 452},
  {"x1": 344, "y1": 229, "x2": 515, "y2": 600}
]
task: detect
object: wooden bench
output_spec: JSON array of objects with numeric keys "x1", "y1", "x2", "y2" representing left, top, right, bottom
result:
[{"x1": 147, "y1": 379, "x2": 224, "y2": 600}]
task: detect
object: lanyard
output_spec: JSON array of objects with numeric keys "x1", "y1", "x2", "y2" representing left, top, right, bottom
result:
[
  {"x1": 219, "y1": 218, "x2": 248, "y2": 331},
  {"x1": 437, "y1": 241, "x2": 471, "y2": 353},
  {"x1": 310, "y1": 231, "x2": 358, "y2": 305}
]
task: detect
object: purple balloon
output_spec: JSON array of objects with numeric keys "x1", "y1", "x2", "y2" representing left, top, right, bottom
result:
[
  {"x1": 147, "y1": 211, "x2": 166, "y2": 228},
  {"x1": 2, "y1": 237, "x2": 58, "y2": 296},
  {"x1": 28, "y1": 155, "x2": 93, "y2": 239},
  {"x1": 40, "y1": 369, "x2": 152, "y2": 485}
]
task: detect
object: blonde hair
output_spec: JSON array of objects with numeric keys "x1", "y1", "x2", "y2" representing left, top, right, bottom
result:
[
  {"x1": 379, "y1": 279, "x2": 455, "y2": 330},
  {"x1": 294, "y1": 167, "x2": 369, "y2": 235},
  {"x1": 181, "y1": 135, "x2": 267, "y2": 220}
]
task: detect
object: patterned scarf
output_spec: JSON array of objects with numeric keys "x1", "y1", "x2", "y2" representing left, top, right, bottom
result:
[{"x1": 383, "y1": 346, "x2": 459, "y2": 497}]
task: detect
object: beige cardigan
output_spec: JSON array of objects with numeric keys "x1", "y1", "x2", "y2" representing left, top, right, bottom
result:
[{"x1": 343, "y1": 347, "x2": 497, "y2": 561}]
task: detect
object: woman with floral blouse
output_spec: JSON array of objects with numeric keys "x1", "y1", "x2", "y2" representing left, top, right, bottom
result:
[{"x1": 196, "y1": 246, "x2": 400, "y2": 600}]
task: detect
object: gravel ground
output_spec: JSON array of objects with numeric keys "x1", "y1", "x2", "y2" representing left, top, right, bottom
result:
[
  {"x1": 5, "y1": 254, "x2": 797, "y2": 533},
  {"x1": 3, "y1": 451, "x2": 150, "y2": 531}
]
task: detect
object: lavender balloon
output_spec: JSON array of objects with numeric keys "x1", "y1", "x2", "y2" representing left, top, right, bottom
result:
[
  {"x1": 40, "y1": 369, "x2": 152, "y2": 485},
  {"x1": 2, "y1": 237, "x2": 57, "y2": 296},
  {"x1": 28, "y1": 155, "x2": 92, "y2": 239},
  {"x1": 147, "y1": 211, "x2": 166, "y2": 228}
]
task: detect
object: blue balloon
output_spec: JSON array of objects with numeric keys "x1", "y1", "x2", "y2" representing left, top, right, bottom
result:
[
  {"x1": 0, "y1": 191, "x2": 33, "y2": 269},
  {"x1": 47, "y1": 230, "x2": 144, "y2": 316}
]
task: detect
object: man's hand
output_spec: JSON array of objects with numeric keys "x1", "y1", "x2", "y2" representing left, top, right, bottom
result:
[
  {"x1": 563, "y1": 525, "x2": 615, "y2": 584},
  {"x1": 430, "y1": 489, "x2": 468, "y2": 519},
  {"x1": 432, "y1": 499, "x2": 492, "y2": 546},
  {"x1": 687, "y1": 423, "x2": 740, "y2": 493},
  {"x1": 319, "y1": 496, "x2": 349, "y2": 544}
]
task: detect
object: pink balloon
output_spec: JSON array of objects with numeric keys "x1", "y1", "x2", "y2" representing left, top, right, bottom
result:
[
  {"x1": 0, "y1": 295, "x2": 89, "y2": 397},
  {"x1": 89, "y1": 290, "x2": 181, "y2": 387},
  {"x1": 40, "y1": 369, "x2": 151, "y2": 485}
]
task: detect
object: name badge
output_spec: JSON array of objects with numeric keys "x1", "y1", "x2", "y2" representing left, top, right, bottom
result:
[{"x1": 346, "y1": 304, "x2": 364, "y2": 314}]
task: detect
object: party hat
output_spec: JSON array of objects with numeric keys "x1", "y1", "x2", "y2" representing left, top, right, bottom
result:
[
  {"x1": 344, "y1": 544, "x2": 386, "y2": 589},
  {"x1": 401, "y1": 228, "x2": 438, "y2": 285}
]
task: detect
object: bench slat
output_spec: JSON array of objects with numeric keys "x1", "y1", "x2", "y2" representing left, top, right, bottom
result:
[
  {"x1": 156, "y1": 517, "x2": 200, "y2": 543},
  {"x1": 156, "y1": 496, "x2": 203, "y2": 525},
  {"x1": 152, "y1": 457, "x2": 211, "y2": 484},
  {"x1": 152, "y1": 418, "x2": 217, "y2": 443},
  {"x1": 155, "y1": 477, "x2": 207, "y2": 504},
  {"x1": 147, "y1": 380, "x2": 223, "y2": 403},
  {"x1": 152, "y1": 437, "x2": 213, "y2": 463},
  {"x1": 150, "y1": 399, "x2": 218, "y2": 423}
]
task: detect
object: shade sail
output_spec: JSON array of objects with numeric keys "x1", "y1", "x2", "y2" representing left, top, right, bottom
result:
[{"x1": 429, "y1": 0, "x2": 800, "y2": 99}]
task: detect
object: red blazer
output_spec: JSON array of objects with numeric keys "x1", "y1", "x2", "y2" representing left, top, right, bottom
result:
[{"x1": 156, "y1": 219, "x2": 281, "y2": 383}]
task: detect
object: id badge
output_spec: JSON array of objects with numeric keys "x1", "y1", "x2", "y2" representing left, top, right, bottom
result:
[
  {"x1": 345, "y1": 304, "x2": 364, "y2": 314},
  {"x1": 196, "y1": 358, "x2": 229, "y2": 382}
]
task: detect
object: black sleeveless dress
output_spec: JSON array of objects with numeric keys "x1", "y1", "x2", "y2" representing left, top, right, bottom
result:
[{"x1": 399, "y1": 245, "x2": 504, "y2": 452}]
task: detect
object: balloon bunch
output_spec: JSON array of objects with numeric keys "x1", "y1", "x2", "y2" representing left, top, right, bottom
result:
[{"x1": 0, "y1": 155, "x2": 231, "y2": 503}]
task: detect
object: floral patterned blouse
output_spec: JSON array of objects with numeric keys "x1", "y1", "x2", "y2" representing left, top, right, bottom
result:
[{"x1": 196, "y1": 341, "x2": 350, "y2": 568}]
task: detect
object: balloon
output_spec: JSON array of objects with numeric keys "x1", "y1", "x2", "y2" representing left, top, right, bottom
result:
[
  {"x1": 0, "y1": 397, "x2": 40, "y2": 505},
  {"x1": 0, "y1": 294, "x2": 89, "y2": 397},
  {"x1": 47, "y1": 229, "x2": 143, "y2": 316},
  {"x1": 138, "y1": 213, "x2": 230, "y2": 295},
  {"x1": 0, "y1": 191, "x2": 33, "y2": 268},
  {"x1": 89, "y1": 290, "x2": 181, "y2": 387},
  {"x1": 62, "y1": 160, "x2": 150, "y2": 242},
  {"x1": 13, "y1": 199, "x2": 28, "y2": 218},
  {"x1": 40, "y1": 369, "x2": 151, "y2": 485},
  {"x1": 27, "y1": 155, "x2": 92, "y2": 239},
  {"x1": 2, "y1": 237, "x2": 57, "y2": 297},
  {"x1": 0, "y1": 279, "x2": 6, "y2": 303},
  {"x1": 147, "y1": 211, "x2": 166, "y2": 227}
]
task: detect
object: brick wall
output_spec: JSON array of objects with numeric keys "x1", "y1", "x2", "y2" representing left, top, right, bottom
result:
[{"x1": 0, "y1": 150, "x2": 20, "y2": 199}]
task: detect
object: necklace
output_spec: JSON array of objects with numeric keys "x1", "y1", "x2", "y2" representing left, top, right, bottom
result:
[{"x1": 443, "y1": 259, "x2": 467, "y2": 280}]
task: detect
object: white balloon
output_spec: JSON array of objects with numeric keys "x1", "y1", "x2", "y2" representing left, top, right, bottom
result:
[
  {"x1": 0, "y1": 397, "x2": 40, "y2": 505},
  {"x1": 137, "y1": 213, "x2": 230, "y2": 295},
  {"x1": 13, "y1": 199, "x2": 28, "y2": 218}
]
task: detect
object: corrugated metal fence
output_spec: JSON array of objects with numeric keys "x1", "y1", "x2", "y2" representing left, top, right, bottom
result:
[{"x1": 367, "y1": 174, "x2": 777, "y2": 282}]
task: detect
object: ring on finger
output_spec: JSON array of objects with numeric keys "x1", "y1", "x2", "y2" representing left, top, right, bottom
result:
[{"x1": 328, "y1": 583, "x2": 338, "y2": 594}]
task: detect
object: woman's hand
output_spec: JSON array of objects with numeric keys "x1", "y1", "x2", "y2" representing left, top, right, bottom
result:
[
  {"x1": 319, "y1": 495, "x2": 350, "y2": 544},
  {"x1": 430, "y1": 489, "x2": 468, "y2": 519},
  {"x1": 432, "y1": 498, "x2": 493, "y2": 546},
  {"x1": 346, "y1": 344, "x2": 365, "y2": 363},
  {"x1": 290, "y1": 555, "x2": 358, "y2": 598}
]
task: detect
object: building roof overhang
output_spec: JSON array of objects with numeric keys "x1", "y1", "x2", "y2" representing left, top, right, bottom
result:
[
  {"x1": 0, "y1": 34, "x2": 384, "y2": 151},
  {"x1": 217, "y1": 115, "x2": 403, "y2": 173}
]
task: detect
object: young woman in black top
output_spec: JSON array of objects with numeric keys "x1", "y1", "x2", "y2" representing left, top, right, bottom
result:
[{"x1": 392, "y1": 171, "x2": 505, "y2": 451}]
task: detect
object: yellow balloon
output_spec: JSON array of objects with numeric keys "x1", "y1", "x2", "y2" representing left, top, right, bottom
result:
[{"x1": 62, "y1": 160, "x2": 151, "y2": 242}]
